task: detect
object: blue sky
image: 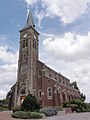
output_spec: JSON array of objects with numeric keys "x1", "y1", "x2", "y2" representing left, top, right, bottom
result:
[{"x1": 0, "y1": 0, "x2": 90, "y2": 102}]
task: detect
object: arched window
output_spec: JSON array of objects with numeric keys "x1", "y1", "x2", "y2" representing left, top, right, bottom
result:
[
  {"x1": 34, "y1": 41, "x2": 36, "y2": 49},
  {"x1": 23, "y1": 39, "x2": 25, "y2": 48},
  {"x1": 23, "y1": 39, "x2": 28, "y2": 48},
  {"x1": 38, "y1": 90, "x2": 42, "y2": 100},
  {"x1": 47, "y1": 87, "x2": 53, "y2": 99},
  {"x1": 33, "y1": 39, "x2": 34, "y2": 48},
  {"x1": 26, "y1": 39, "x2": 28, "y2": 47}
]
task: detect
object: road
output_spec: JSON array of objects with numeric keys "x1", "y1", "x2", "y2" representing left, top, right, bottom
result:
[
  {"x1": 43, "y1": 112, "x2": 90, "y2": 120},
  {"x1": 0, "y1": 111, "x2": 90, "y2": 120}
]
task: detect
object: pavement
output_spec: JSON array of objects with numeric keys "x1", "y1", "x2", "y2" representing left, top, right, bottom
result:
[
  {"x1": 43, "y1": 112, "x2": 90, "y2": 120},
  {"x1": 0, "y1": 111, "x2": 90, "y2": 120}
]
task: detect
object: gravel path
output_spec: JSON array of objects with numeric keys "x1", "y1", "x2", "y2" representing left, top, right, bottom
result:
[
  {"x1": 0, "y1": 111, "x2": 90, "y2": 120},
  {"x1": 42, "y1": 112, "x2": 90, "y2": 120}
]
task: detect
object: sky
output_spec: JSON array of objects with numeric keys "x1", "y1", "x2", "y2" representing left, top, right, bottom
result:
[{"x1": 0, "y1": 0, "x2": 90, "y2": 102}]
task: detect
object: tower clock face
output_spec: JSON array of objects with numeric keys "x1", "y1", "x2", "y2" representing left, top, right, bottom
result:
[
  {"x1": 23, "y1": 33, "x2": 27, "y2": 38},
  {"x1": 32, "y1": 33, "x2": 36, "y2": 39},
  {"x1": 33, "y1": 35, "x2": 36, "y2": 39}
]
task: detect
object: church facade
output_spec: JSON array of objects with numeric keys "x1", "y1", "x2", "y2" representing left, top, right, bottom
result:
[{"x1": 9, "y1": 10, "x2": 81, "y2": 108}]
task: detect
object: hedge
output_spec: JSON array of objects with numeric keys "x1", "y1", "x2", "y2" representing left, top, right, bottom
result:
[{"x1": 12, "y1": 111, "x2": 42, "y2": 119}]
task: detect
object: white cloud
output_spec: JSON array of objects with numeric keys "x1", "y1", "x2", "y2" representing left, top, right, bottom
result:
[
  {"x1": 35, "y1": 9, "x2": 45, "y2": 27},
  {"x1": 0, "y1": 45, "x2": 18, "y2": 99},
  {"x1": 24, "y1": 0, "x2": 90, "y2": 24},
  {"x1": 0, "y1": 63, "x2": 17, "y2": 99},
  {"x1": 23, "y1": 0, "x2": 90, "y2": 28},
  {"x1": 0, "y1": 45, "x2": 18, "y2": 63},
  {"x1": 25, "y1": 0, "x2": 38, "y2": 5},
  {"x1": 0, "y1": 90, "x2": 6, "y2": 100},
  {"x1": 0, "y1": 64, "x2": 17, "y2": 99},
  {"x1": 41, "y1": 0, "x2": 90, "y2": 24},
  {"x1": 0, "y1": 64, "x2": 17, "y2": 85},
  {"x1": 40, "y1": 32, "x2": 55, "y2": 37},
  {"x1": 43, "y1": 32, "x2": 90, "y2": 62},
  {"x1": 67, "y1": 60, "x2": 90, "y2": 102}
]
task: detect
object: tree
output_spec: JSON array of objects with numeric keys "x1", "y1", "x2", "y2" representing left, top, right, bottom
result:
[
  {"x1": 21, "y1": 93, "x2": 40, "y2": 112},
  {"x1": 80, "y1": 93, "x2": 86, "y2": 102},
  {"x1": 71, "y1": 81, "x2": 79, "y2": 90},
  {"x1": 0, "y1": 98, "x2": 9, "y2": 107}
]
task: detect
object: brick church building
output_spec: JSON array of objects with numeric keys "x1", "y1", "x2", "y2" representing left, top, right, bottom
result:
[{"x1": 8, "y1": 10, "x2": 81, "y2": 108}]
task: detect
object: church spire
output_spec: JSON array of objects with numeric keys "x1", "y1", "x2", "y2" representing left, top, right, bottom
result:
[{"x1": 25, "y1": 9, "x2": 35, "y2": 28}]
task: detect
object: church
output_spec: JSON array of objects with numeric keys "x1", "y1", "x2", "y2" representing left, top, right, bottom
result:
[{"x1": 8, "y1": 10, "x2": 81, "y2": 109}]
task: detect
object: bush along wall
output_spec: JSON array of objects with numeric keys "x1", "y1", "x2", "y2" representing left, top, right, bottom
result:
[
  {"x1": 63, "y1": 99, "x2": 90, "y2": 113},
  {"x1": 21, "y1": 93, "x2": 40, "y2": 112},
  {"x1": 13, "y1": 106, "x2": 21, "y2": 113}
]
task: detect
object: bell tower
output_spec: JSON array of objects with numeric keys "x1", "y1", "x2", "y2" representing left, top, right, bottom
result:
[{"x1": 15, "y1": 10, "x2": 39, "y2": 106}]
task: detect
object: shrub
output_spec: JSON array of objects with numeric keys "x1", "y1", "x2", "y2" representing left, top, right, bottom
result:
[
  {"x1": 12, "y1": 111, "x2": 42, "y2": 119},
  {"x1": 70, "y1": 99, "x2": 82, "y2": 105},
  {"x1": 63, "y1": 102, "x2": 70, "y2": 107},
  {"x1": 13, "y1": 106, "x2": 21, "y2": 113},
  {"x1": 63, "y1": 100, "x2": 90, "y2": 113},
  {"x1": 70, "y1": 100, "x2": 90, "y2": 112},
  {"x1": 21, "y1": 93, "x2": 40, "y2": 112},
  {"x1": 40, "y1": 108, "x2": 58, "y2": 116},
  {"x1": 66, "y1": 103, "x2": 78, "y2": 111},
  {"x1": 12, "y1": 111, "x2": 25, "y2": 118},
  {"x1": 0, "y1": 106, "x2": 9, "y2": 111},
  {"x1": 0, "y1": 107, "x2": 3, "y2": 111},
  {"x1": 30, "y1": 112, "x2": 42, "y2": 119}
]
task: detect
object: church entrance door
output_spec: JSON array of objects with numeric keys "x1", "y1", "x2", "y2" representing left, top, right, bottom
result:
[{"x1": 20, "y1": 96, "x2": 26, "y2": 104}]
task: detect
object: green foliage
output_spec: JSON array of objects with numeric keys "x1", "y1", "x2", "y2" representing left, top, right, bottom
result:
[
  {"x1": 13, "y1": 106, "x2": 21, "y2": 113},
  {"x1": 66, "y1": 103, "x2": 78, "y2": 107},
  {"x1": 71, "y1": 81, "x2": 79, "y2": 90},
  {"x1": 21, "y1": 93, "x2": 40, "y2": 112},
  {"x1": 12, "y1": 111, "x2": 42, "y2": 119},
  {"x1": 29, "y1": 112, "x2": 42, "y2": 119},
  {"x1": 63, "y1": 99, "x2": 90, "y2": 113},
  {"x1": 12, "y1": 111, "x2": 24, "y2": 118},
  {"x1": 63, "y1": 101, "x2": 70, "y2": 107},
  {"x1": 66, "y1": 103, "x2": 79, "y2": 112},
  {"x1": 0, "y1": 106, "x2": 3, "y2": 111},
  {"x1": 0, "y1": 106, "x2": 9, "y2": 112},
  {"x1": 0, "y1": 98, "x2": 9, "y2": 108},
  {"x1": 80, "y1": 93, "x2": 86, "y2": 102}
]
